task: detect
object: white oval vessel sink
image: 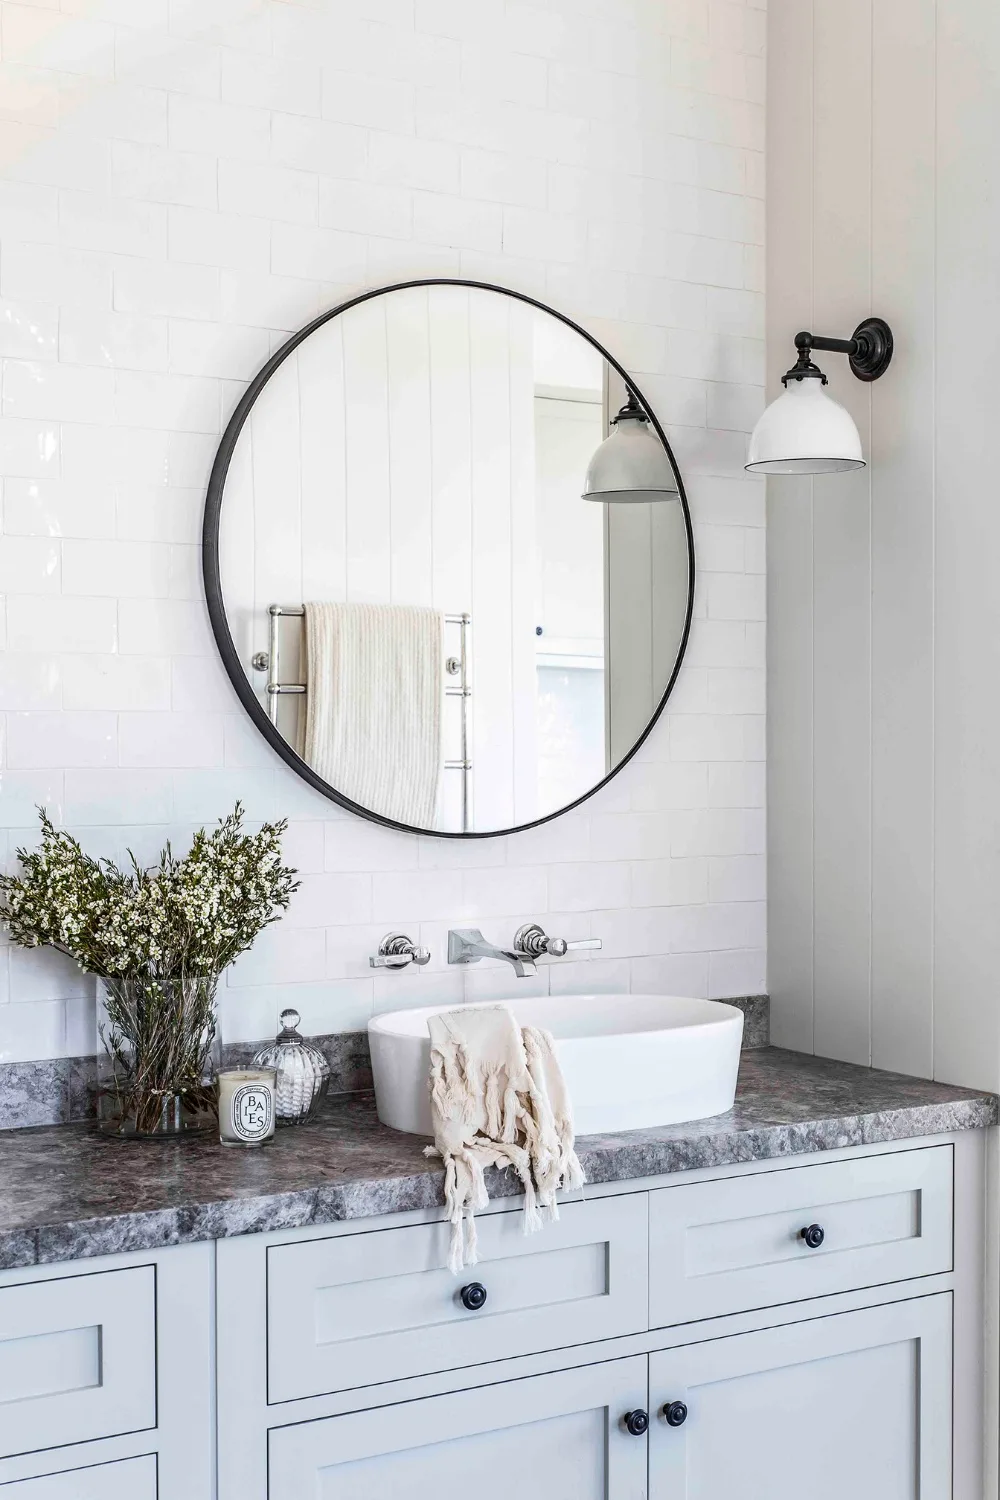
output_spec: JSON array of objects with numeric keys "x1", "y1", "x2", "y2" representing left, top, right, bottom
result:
[{"x1": 369, "y1": 994, "x2": 744, "y2": 1137}]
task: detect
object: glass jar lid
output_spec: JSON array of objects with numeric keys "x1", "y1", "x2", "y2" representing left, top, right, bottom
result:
[{"x1": 275, "y1": 1008, "x2": 306, "y2": 1045}]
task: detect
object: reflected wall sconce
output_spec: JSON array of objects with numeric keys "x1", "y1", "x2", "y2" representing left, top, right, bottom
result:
[
  {"x1": 583, "y1": 390, "x2": 680, "y2": 503},
  {"x1": 746, "y1": 317, "x2": 894, "y2": 475}
]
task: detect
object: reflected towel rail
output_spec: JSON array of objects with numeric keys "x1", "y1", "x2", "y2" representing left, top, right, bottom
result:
[{"x1": 253, "y1": 606, "x2": 472, "y2": 832}]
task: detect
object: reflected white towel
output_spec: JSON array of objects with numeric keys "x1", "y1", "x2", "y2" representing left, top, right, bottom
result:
[
  {"x1": 303, "y1": 601, "x2": 443, "y2": 827},
  {"x1": 424, "y1": 1006, "x2": 585, "y2": 1273}
]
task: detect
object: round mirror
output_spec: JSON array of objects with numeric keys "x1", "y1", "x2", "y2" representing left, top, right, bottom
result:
[{"x1": 204, "y1": 280, "x2": 694, "y2": 838}]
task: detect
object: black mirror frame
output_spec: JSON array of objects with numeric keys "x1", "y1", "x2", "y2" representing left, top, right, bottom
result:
[{"x1": 202, "y1": 277, "x2": 696, "y2": 840}]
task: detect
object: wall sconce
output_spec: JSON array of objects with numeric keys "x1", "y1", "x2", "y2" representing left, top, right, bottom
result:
[
  {"x1": 583, "y1": 391, "x2": 680, "y2": 503},
  {"x1": 746, "y1": 318, "x2": 893, "y2": 475}
]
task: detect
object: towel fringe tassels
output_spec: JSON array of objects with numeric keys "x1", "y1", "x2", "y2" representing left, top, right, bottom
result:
[{"x1": 427, "y1": 1008, "x2": 586, "y2": 1273}]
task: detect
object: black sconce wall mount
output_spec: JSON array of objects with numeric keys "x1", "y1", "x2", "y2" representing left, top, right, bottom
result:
[{"x1": 782, "y1": 317, "x2": 894, "y2": 385}]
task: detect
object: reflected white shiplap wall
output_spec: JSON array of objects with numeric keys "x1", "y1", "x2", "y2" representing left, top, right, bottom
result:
[
  {"x1": 0, "y1": 0, "x2": 766, "y2": 1058},
  {"x1": 221, "y1": 287, "x2": 541, "y2": 831},
  {"x1": 768, "y1": 0, "x2": 1000, "y2": 1092}
]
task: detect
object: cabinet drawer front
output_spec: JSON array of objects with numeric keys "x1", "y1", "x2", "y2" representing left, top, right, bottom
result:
[
  {"x1": 267, "y1": 1194, "x2": 647, "y2": 1403},
  {"x1": 649, "y1": 1145, "x2": 952, "y2": 1326},
  {"x1": 0, "y1": 1456, "x2": 156, "y2": 1499},
  {"x1": 268, "y1": 1356, "x2": 648, "y2": 1500},
  {"x1": 649, "y1": 1296, "x2": 951, "y2": 1499},
  {"x1": 0, "y1": 1268, "x2": 156, "y2": 1459}
]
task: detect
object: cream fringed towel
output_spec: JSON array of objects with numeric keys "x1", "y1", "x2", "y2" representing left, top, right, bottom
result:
[
  {"x1": 302, "y1": 602, "x2": 443, "y2": 827},
  {"x1": 424, "y1": 1007, "x2": 585, "y2": 1273}
]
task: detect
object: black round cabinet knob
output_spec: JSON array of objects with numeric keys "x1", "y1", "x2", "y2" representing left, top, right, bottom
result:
[
  {"x1": 460, "y1": 1282, "x2": 488, "y2": 1311},
  {"x1": 663, "y1": 1401, "x2": 688, "y2": 1427},
  {"x1": 800, "y1": 1223, "x2": 825, "y2": 1249},
  {"x1": 623, "y1": 1410, "x2": 649, "y2": 1437}
]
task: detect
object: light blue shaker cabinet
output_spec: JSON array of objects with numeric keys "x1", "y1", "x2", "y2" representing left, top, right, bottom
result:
[
  {"x1": 0, "y1": 1131, "x2": 976, "y2": 1497},
  {"x1": 267, "y1": 1294, "x2": 951, "y2": 1500},
  {"x1": 0, "y1": 1456, "x2": 158, "y2": 1499},
  {"x1": 648, "y1": 1295, "x2": 952, "y2": 1499},
  {"x1": 268, "y1": 1357, "x2": 650, "y2": 1500},
  {"x1": 218, "y1": 1134, "x2": 984, "y2": 1500}
]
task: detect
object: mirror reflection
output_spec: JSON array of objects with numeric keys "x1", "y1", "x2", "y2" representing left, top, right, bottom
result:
[{"x1": 215, "y1": 282, "x2": 691, "y2": 835}]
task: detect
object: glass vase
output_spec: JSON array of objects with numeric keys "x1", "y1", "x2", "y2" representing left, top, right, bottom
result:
[{"x1": 96, "y1": 971, "x2": 221, "y2": 1140}]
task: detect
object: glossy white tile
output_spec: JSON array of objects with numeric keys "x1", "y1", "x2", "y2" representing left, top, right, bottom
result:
[{"x1": 0, "y1": 0, "x2": 765, "y2": 1044}]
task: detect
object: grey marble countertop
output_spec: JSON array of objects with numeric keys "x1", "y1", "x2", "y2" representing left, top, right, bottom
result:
[{"x1": 0, "y1": 1047, "x2": 994, "y2": 1269}]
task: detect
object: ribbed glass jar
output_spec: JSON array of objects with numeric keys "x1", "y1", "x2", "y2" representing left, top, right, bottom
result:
[{"x1": 252, "y1": 1009, "x2": 330, "y2": 1125}]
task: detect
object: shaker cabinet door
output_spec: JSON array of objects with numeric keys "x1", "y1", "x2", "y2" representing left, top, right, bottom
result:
[
  {"x1": 649, "y1": 1295, "x2": 951, "y2": 1500},
  {"x1": 0, "y1": 1267, "x2": 156, "y2": 1459},
  {"x1": 267, "y1": 1194, "x2": 647, "y2": 1402},
  {"x1": 649, "y1": 1145, "x2": 953, "y2": 1328},
  {"x1": 0, "y1": 1456, "x2": 156, "y2": 1498},
  {"x1": 268, "y1": 1357, "x2": 649, "y2": 1500}
]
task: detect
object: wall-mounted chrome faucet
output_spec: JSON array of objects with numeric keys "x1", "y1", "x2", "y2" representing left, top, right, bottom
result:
[
  {"x1": 370, "y1": 933, "x2": 431, "y2": 970},
  {"x1": 447, "y1": 923, "x2": 603, "y2": 979}
]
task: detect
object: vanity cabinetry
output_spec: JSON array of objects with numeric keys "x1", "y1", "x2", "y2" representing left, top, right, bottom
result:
[
  {"x1": 218, "y1": 1131, "x2": 985, "y2": 1500},
  {"x1": 0, "y1": 1265, "x2": 155, "y2": 1460},
  {"x1": 0, "y1": 1127, "x2": 983, "y2": 1498},
  {"x1": 266, "y1": 1298, "x2": 950, "y2": 1500},
  {"x1": 268, "y1": 1358, "x2": 648, "y2": 1499},
  {"x1": 265, "y1": 1194, "x2": 647, "y2": 1402},
  {"x1": 0, "y1": 1244, "x2": 212, "y2": 1498},
  {"x1": 0, "y1": 1455, "x2": 158, "y2": 1499},
  {"x1": 647, "y1": 1143, "x2": 954, "y2": 1325},
  {"x1": 648, "y1": 1296, "x2": 951, "y2": 1499}
]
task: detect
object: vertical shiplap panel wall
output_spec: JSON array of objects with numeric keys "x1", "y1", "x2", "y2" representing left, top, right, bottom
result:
[
  {"x1": 468, "y1": 294, "x2": 517, "y2": 826},
  {"x1": 386, "y1": 293, "x2": 434, "y2": 608},
  {"x1": 809, "y1": 0, "x2": 873, "y2": 1068},
  {"x1": 933, "y1": 0, "x2": 1000, "y2": 1090},
  {"x1": 869, "y1": 0, "x2": 936, "y2": 1078},
  {"x1": 508, "y1": 306, "x2": 540, "y2": 830},
  {"x1": 764, "y1": 0, "x2": 815, "y2": 1055},
  {"x1": 428, "y1": 289, "x2": 473, "y2": 837},
  {"x1": 768, "y1": 0, "x2": 1000, "y2": 1090},
  {"x1": 299, "y1": 323, "x2": 348, "y2": 607}
]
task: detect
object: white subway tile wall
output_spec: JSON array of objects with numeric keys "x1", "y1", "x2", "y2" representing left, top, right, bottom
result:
[{"x1": 0, "y1": 0, "x2": 766, "y2": 1061}]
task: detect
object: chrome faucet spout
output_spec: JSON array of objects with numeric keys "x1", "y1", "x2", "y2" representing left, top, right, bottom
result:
[
  {"x1": 447, "y1": 927, "x2": 537, "y2": 978},
  {"x1": 502, "y1": 949, "x2": 537, "y2": 979}
]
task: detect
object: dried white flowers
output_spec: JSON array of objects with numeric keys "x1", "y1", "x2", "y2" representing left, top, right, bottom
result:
[{"x1": 0, "y1": 803, "x2": 299, "y2": 981}]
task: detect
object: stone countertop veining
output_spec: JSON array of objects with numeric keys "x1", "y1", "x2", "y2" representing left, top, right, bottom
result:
[{"x1": 0, "y1": 1047, "x2": 994, "y2": 1270}]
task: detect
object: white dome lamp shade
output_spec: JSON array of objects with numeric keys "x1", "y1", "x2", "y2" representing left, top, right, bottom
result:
[
  {"x1": 746, "y1": 317, "x2": 894, "y2": 476},
  {"x1": 583, "y1": 391, "x2": 679, "y2": 503}
]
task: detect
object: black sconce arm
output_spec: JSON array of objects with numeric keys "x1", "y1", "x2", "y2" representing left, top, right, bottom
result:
[{"x1": 783, "y1": 318, "x2": 893, "y2": 385}]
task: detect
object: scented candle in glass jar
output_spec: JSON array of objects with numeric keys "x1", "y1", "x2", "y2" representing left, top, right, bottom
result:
[{"x1": 217, "y1": 1068, "x2": 276, "y2": 1146}]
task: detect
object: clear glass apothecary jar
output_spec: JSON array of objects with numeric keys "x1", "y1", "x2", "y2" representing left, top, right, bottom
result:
[{"x1": 252, "y1": 1009, "x2": 330, "y2": 1125}]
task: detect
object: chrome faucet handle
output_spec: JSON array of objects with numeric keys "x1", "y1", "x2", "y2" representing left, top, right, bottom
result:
[
  {"x1": 513, "y1": 923, "x2": 603, "y2": 960},
  {"x1": 370, "y1": 933, "x2": 431, "y2": 970}
]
